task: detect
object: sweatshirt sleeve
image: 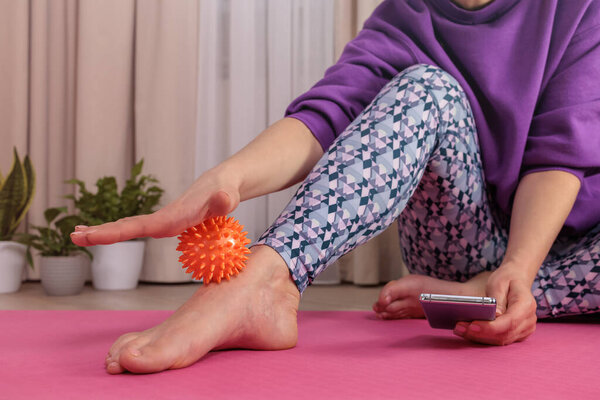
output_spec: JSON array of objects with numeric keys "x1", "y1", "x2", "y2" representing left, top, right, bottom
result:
[
  {"x1": 285, "y1": 0, "x2": 417, "y2": 151},
  {"x1": 521, "y1": 23, "x2": 600, "y2": 183}
]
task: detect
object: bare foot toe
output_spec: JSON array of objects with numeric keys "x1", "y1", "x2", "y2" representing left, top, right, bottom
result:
[
  {"x1": 373, "y1": 275, "x2": 429, "y2": 319},
  {"x1": 105, "y1": 331, "x2": 149, "y2": 374},
  {"x1": 119, "y1": 338, "x2": 181, "y2": 374}
]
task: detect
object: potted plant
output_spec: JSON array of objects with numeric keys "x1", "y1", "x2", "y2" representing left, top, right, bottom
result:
[
  {"x1": 17, "y1": 207, "x2": 91, "y2": 296},
  {"x1": 0, "y1": 148, "x2": 35, "y2": 293},
  {"x1": 67, "y1": 159, "x2": 163, "y2": 290}
]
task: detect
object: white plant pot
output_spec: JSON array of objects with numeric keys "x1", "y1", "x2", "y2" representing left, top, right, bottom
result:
[
  {"x1": 0, "y1": 241, "x2": 27, "y2": 293},
  {"x1": 90, "y1": 241, "x2": 145, "y2": 290},
  {"x1": 40, "y1": 254, "x2": 89, "y2": 296}
]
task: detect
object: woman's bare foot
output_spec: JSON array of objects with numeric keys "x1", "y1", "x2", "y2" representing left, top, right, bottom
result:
[
  {"x1": 104, "y1": 245, "x2": 299, "y2": 374},
  {"x1": 372, "y1": 272, "x2": 491, "y2": 320}
]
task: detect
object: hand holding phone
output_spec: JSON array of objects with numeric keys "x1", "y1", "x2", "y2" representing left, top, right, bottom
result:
[{"x1": 419, "y1": 293, "x2": 496, "y2": 329}]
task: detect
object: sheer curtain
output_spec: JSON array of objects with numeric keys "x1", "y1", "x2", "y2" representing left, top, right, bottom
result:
[
  {"x1": 0, "y1": 0, "x2": 198, "y2": 282},
  {"x1": 195, "y1": 0, "x2": 405, "y2": 285},
  {"x1": 195, "y1": 0, "x2": 335, "y2": 240},
  {"x1": 0, "y1": 0, "x2": 140, "y2": 280},
  {"x1": 0, "y1": 0, "x2": 404, "y2": 284}
]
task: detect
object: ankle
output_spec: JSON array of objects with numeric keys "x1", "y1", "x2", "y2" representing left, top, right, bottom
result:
[{"x1": 249, "y1": 245, "x2": 298, "y2": 294}]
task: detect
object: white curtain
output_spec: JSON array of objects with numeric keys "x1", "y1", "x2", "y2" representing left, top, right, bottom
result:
[
  {"x1": 194, "y1": 0, "x2": 405, "y2": 286},
  {"x1": 195, "y1": 0, "x2": 335, "y2": 240},
  {"x1": 1, "y1": 0, "x2": 402, "y2": 284}
]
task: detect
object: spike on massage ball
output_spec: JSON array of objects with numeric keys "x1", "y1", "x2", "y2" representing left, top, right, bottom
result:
[{"x1": 177, "y1": 216, "x2": 251, "y2": 284}]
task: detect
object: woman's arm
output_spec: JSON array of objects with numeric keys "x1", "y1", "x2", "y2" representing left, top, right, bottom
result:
[
  {"x1": 220, "y1": 118, "x2": 323, "y2": 202},
  {"x1": 71, "y1": 117, "x2": 323, "y2": 246},
  {"x1": 456, "y1": 170, "x2": 580, "y2": 345},
  {"x1": 500, "y1": 170, "x2": 581, "y2": 283}
]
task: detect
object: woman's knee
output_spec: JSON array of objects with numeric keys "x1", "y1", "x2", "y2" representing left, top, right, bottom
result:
[
  {"x1": 386, "y1": 64, "x2": 469, "y2": 116},
  {"x1": 394, "y1": 64, "x2": 462, "y2": 95}
]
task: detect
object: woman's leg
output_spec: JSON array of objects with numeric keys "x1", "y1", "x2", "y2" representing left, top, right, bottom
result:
[
  {"x1": 256, "y1": 64, "x2": 507, "y2": 296},
  {"x1": 534, "y1": 224, "x2": 600, "y2": 318}
]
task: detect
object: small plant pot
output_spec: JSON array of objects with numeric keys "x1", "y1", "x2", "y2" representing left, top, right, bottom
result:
[
  {"x1": 40, "y1": 254, "x2": 89, "y2": 296},
  {"x1": 90, "y1": 241, "x2": 145, "y2": 290},
  {"x1": 0, "y1": 241, "x2": 27, "y2": 293}
]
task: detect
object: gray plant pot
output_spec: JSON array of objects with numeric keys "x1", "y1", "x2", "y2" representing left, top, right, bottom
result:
[{"x1": 40, "y1": 254, "x2": 89, "y2": 296}]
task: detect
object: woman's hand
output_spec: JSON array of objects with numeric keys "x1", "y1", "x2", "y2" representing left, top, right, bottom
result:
[
  {"x1": 70, "y1": 169, "x2": 240, "y2": 246},
  {"x1": 454, "y1": 262, "x2": 538, "y2": 345}
]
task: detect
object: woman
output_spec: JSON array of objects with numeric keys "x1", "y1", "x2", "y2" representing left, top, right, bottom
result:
[{"x1": 71, "y1": 0, "x2": 600, "y2": 374}]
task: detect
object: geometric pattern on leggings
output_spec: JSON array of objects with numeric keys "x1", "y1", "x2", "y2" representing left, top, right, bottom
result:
[
  {"x1": 255, "y1": 64, "x2": 504, "y2": 292},
  {"x1": 396, "y1": 73, "x2": 509, "y2": 283},
  {"x1": 533, "y1": 223, "x2": 600, "y2": 318}
]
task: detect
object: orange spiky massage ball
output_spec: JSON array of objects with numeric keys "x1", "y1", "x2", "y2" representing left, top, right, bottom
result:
[{"x1": 177, "y1": 216, "x2": 251, "y2": 284}]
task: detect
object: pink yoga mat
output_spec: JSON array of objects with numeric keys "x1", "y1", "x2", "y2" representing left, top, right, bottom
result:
[{"x1": 0, "y1": 310, "x2": 597, "y2": 399}]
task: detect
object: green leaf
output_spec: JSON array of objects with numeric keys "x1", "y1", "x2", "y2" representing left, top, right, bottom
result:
[
  {"x1": 14, "y1": 232, "x2": 35, "y2": 246},
  {"x1": 25, "y1": 248, "x2": 34, "y2": 269},
  {"x1": 0, "y1": 149, "x2": 26, "y2": 239},
  {"x1": 11, "y1": 154, "x2": 36, "y2": 233},
  {"x1": 54, "y1": 214, "x2": 84, "y2": 237},
  {"x1": 44, "y1": 207, "x2": 67, "y2": 225},
  {"x1": 65, "y1": 178, "x2": 87, "y2": 191},
  {"x1": 69, "y1": 158, "x2": 163, "y2": 223},
  {"x1": 24, "y1": 207, "x2": 94, "y2": 256},
  {"x1": 11, "y1": 148, "x2": 27, "y2": 211},
  {"x1": 131, "y1": 159, "x2": 144, "y2": 179},
  {"x1": 36, "y1": 226, "x2": 53, "y2": 239},
  {"x1": 30, "y1": 242, "x2": 45, "y2": 251}
]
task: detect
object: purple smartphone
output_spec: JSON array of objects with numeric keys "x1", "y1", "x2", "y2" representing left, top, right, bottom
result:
[{"x1": 419, "y1": 293, "x2": 496, "y2": 329}]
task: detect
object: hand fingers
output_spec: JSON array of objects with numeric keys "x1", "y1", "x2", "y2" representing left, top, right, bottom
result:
[
  {"x1": 70, "y1": 204, "x2": 197, "y2": 246},
  {"x1": 455, "y1": 284, "x2": 537, "y2": 345},
  {"x1": 71, "y1": 215, "x2": 151, "y2": 246},
  {"x1": 455, "y1": 313, "x2": 537, "y2": 346}
]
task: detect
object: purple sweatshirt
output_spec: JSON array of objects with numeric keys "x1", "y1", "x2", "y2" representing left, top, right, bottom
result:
[{"x1": 286, "y1": 0, "x2": 600, "y2": 234}]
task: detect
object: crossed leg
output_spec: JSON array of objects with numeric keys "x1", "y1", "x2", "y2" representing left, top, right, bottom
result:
[{"x1": 257, "y1": 65, "x2": 507, "y2": 320}]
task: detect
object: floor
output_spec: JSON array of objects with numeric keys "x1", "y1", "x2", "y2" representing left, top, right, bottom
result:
[{"x1": 0, "y1": 281, "x2": 384, "y2": 311}]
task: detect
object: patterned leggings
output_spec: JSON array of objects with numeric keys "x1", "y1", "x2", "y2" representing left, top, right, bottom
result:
[{"x1": 256, "y1": 64, "x2": 600, "y2": 319}]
